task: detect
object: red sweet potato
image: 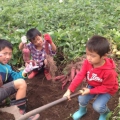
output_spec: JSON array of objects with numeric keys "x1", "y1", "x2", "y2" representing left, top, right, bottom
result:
[
  {"x1": 60, "y1": 76, "x2": 67, "y2": 82},
  {"x1": 76, "y1": 69, "x2": 80, "y2": 75},
  {"x1": 61, "y1": 76, "x2": 69, "y2": 84},
  {"x1": 45, "y1": 39, "x2": 50, "y2": 55},
  {"x1": 22, "y1": 44, "x2": 30, "y2": 62},
  {"x1": 70, "y1": 67, "x2": 76, "y2": 80},
  {"x1": 62, "y1": 80, "x2": 68, "y2": 89},
  {"x1": 53, "y1": 75, "x2": 65, "y2": 81}
]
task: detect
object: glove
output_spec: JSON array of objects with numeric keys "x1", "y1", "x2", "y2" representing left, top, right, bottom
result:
[
  {"x1": 44, "y1": 34, "x2": 52, "y2": 44},
  {"x1": 21, "y1": 36, "x2": 27, "y2": 44},
  {"x1": 63, "y1": 89, "x2": 71, "y2": 100},
  {"x1": 23, "y1": 62, "x2": 39, "y2": 73}
]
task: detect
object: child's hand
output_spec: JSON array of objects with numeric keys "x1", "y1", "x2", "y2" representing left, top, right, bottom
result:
[
  {"x1": 63, "y1": 89, "x2": 71, "y2": 100},
  {"x1": 81, "y1": 88, "x2": 90, "y2": 95},
  {"x1": 23, "y1": 62, "x2": 39, "y2": 73},
  {"x1": 21, "y1": 36, "x2": 27, "y2": 44},
  {"x1": 44, "y1": 34, "x2": 52, "y2": 44}
]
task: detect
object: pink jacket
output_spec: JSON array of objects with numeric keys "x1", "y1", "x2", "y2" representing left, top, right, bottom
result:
[{"x1": 69, "y1": 58, "x2": 119, "y2": 95}]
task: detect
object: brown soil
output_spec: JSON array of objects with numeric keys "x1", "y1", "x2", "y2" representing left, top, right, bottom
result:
[
  {"x1": 0, "y1": 70, "x2": 119, "y2": 120},
  {"x1": 0, "y1": 111, "x2": 15, "y2": 120}
]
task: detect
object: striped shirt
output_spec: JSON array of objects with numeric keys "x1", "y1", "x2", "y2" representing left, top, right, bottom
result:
[{"x1": 26, "y1": 40, "x2": 55, "y2": 69}]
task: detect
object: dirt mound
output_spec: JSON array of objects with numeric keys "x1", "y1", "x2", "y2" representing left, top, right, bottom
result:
[{"x1": 26, "y1": 71, "x2": 119, "y2": 120}]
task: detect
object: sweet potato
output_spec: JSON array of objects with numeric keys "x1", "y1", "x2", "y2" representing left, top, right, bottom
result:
[
  {"x1": 70, "y1": 67, "x2": 76, "y2": 81},
  {"x1": 53, "y1": 75, "x2": 65, "y2": 81},
  {"x1": 76, "y1": 69, "x2": 80, "y2": 75},
  {"x1": 22, "y1": 44, "x2": 30, "y2": 62},
  {"x1": 45, "y1": 40, "x2": 50, "y2": 55},
  {"x1": 60, "y1": 76, "x2": 67, "y2": 82},
  {"x1": 45, "y1": 54, "x2": 57, "y2": 79},
  {"x1": 62, "y1": 80, "x2": 68, "y2": 89}
]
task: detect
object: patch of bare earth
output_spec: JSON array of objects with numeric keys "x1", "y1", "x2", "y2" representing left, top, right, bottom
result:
[{"x1": 0, "y1": 71, "x2": 119, "y2": 120}]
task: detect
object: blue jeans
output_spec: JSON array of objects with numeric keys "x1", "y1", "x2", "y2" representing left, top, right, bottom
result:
[{"x1": 78, "y1": 85, "x2": 111, "y2": 114}]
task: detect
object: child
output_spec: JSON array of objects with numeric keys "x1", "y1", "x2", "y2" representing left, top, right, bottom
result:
[
  {"x1": 0, "y1": 39, "x2": 40, "y2": 120},
  {"x1": 63, "y1": 35, "x2": 119, "y2": 120},
  {"x1": 19, "y1": 28, "x2": 57, "y2": 80}
]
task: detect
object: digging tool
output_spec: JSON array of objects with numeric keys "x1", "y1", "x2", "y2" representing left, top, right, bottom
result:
[{"x1": 18, "y1": 90, "x2": 83, "y2": 120}]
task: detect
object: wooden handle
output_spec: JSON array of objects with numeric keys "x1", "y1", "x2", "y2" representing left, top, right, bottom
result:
[{"x1": 18, "y1": 91, "x2": 82, "y2": 120}]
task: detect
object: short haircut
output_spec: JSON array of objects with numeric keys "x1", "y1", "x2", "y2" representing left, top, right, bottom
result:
[
  {"x1": 26, "y1": 28, "x2": 41, "y2": 41},
  {"x1": 86, "y1": 35, "x2": 110, "y2": 57},
  {"x1": 0, "y1": 39, "x2": 13, "y2": 51}
]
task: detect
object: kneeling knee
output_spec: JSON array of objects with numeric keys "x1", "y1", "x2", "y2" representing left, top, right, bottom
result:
[
  {"x1": 20, "y1": 79, "x2": 27, "y2": 88},
  {"x1": 14, "y1": 79, "x2": 27, "y2": 89},
  {"x1": 93, "y1": 103, "x2": 103, "y2": 113}
]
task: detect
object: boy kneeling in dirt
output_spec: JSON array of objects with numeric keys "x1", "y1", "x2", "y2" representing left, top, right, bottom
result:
[
  {"x1": 0, "y1": 39, "x2": 40, "y2": 120},
  {"x1": 63, "y1": 35, "x2": 119, "y2": 120},
  {"x1": 19, "y1": 28, "x2": 57, "y2": 80}
]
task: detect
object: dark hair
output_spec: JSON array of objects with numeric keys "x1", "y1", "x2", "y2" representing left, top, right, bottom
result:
[
  {"x1": 0, "y1": 39, "x2": 13, "y2": 51},
  {"x1": 26, "y1": 28, "x2": 42, "y2": 41},
  {"x1": 86, "y1": 35, "x2": 110, "y2": 57}
]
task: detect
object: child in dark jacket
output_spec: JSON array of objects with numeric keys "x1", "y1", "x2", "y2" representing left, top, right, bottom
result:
[
  {"x1": 63, "y1": 35, "x2": 119, "y2": 120},
  {"x1": 0, "y1": 39, "x2": 40, "y2": 120}
]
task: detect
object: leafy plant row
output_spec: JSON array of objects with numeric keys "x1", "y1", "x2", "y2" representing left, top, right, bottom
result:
[{"x1": 0, "y1": 0, "x2": 120, "y2": 66}]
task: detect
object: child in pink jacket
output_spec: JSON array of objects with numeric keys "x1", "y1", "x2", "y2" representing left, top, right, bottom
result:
[{"x1": 63, "y1": 35, "x2": 118, "y2": 120}]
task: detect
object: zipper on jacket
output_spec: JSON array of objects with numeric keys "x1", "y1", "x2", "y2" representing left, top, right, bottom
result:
[{"x1": 5, "y1": 67, "x2": 8, "y2": 82}]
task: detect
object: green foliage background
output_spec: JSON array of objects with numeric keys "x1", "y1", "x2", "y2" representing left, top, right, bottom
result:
[{"x1": 0, "y1": 0, "x2": 120, "y2": 65}]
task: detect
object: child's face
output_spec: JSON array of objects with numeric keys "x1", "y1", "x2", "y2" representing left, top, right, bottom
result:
[
  {"x1": 31, "y1": 35, "x2": 43, "y2": 47},
  {"x1": 0, "y1": 47, "x2": 12, "y2": 64},
  {"x1": 86, "y1": 48, "x2": 105, "y2": 67}
]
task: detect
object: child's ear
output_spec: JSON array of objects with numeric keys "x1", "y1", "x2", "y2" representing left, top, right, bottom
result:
[{"x1": 103, "y1": 53, "x2": 108, "y2": 59}]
